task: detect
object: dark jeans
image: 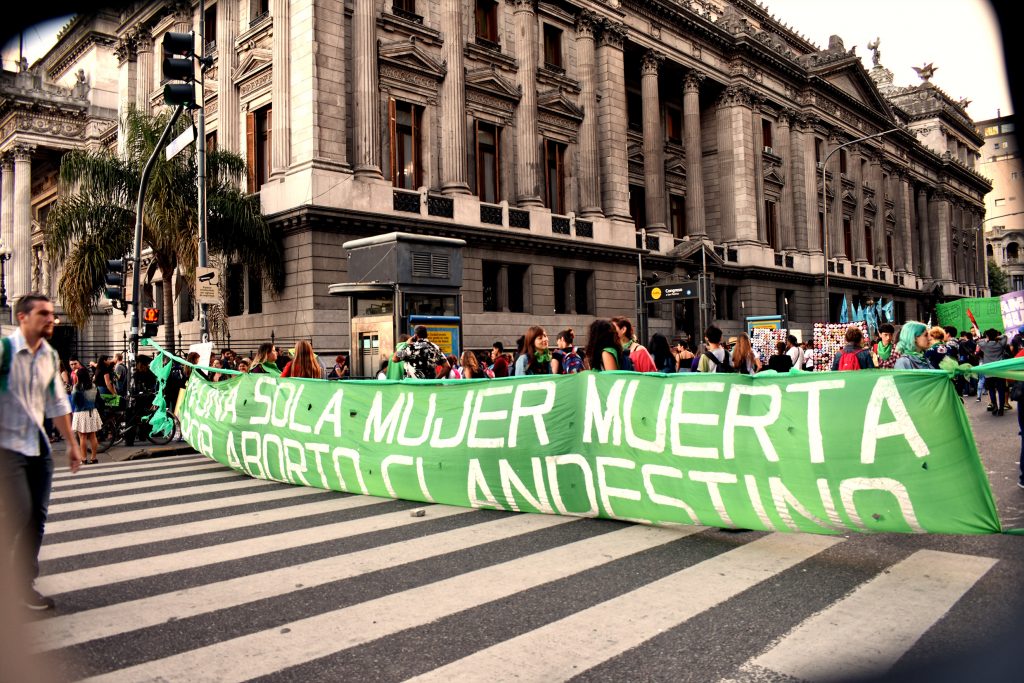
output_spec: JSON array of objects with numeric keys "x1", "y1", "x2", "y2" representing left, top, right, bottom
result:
[
  {"x1": 988, "y1": 377, "x2": 1007, "y2": 411},
  {"x1": 0, "y1": 439, "x2": 54, "y2": 591}
]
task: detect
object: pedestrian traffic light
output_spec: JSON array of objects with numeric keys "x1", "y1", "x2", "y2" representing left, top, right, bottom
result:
[
  {"x1": 105, "y1": 259, "x2": 126, "y2": 308},
  {"x1": 142, "y1": 308, "x2": 160, "y2": 339},
  {"x1": 162, "y1": 31, "x2": 197, "y2": 108}
]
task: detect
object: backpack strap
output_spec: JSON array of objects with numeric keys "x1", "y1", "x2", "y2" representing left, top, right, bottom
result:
[{"x1": 703, "y1": 349, "x2": 723, "y2": 366}]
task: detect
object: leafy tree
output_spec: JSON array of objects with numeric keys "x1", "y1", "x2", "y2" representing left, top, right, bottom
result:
[
  {"x1": 987, "y1": 258, "x2": 1009, "y2": 296},
  {"x1": 44, "y1": 106, "x2": 285, "y2": 347}
]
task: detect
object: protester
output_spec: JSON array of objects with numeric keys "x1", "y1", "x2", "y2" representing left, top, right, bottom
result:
[
  {"x1": 184, "y1": 351, "x2": 201, "y2": 381},
  {"x1": 785, "y1": 335, "x2": 803, "y2": 370},
  {"x1": 959, "y1": 330, "x2": 980, "y2": 397},
  {"x1": 729, "y1": 332, "x2": 761, "y2": 374},
  {"x1": 893, "y1": 321, "x2": 934, "y2": 370},
  {"x1": 1013, "y1": 337, "x2": 1024, "y2": 489},
  {"x1": 446, "y1": 354, "x2": 463, "y2": 379},
  {"x1": 95, "y1": 354, "x2": 116, "y2": 396},
  {"x1": 552, "y1": 329, "x2": 584, "y2": 374},
  {"x1": 112, "y1": 352, "x2": 129, "y2": 396},
  {"x1": 510, "y1": 335, "x2": 526, "y2": 376},
  {"x1": 514, "y1": 326, "x2": 554, "y2": 376},
  {"x1": 376, "y1": 359, "x2": 390, "y2": 379},
  {"x1": 70, "y1": 367, "x2": 101, "y2": 465},
  {"x1": 672, "y1": 338, "x2": 695, "y2": 372},
  {"x1": 490, "y1": 342, "x2": 509, "y2": 378},
  {"x1": 275, "y1": 348, "x2": 292, "y2": 372},
  {"x1": 648, "y1": 333, "x2": 677, "y2": 373},
  {"x1": 0, "y1": 294, "x2": 82, "y2": 611},
  {"x1": 394, "y1": 326, "x2": 450, "y2": 379},
  {"x1": 766, "y1": 341, "x2": 794, "y2": 373},
  {"x1": 611, "y1": 317, "x2": 656, "y2": 371},
  {"x1": 978, "y1": 328, "x2": 1009, "y2": 416},
  {"x1": 210, "y1": 357, "x2": 225, "y2": 382},
  {"x1": 802, "y1": 342, "x2": 816, "y2": 371},
  {"x1": 281, "y1": 340, "x2": 325, "y2": 379},
  {"x1": 460, "y1": 350, "x2": 483, "y2": 378},
  {"x1": 872, "y1": 323, "x2": 899, "y2": 369},
  {"x1": 388, "y1": 334, "x2": 411, "y2": 380},
  {"x1": 235, "y1": 359, "x2": 250, "y2": 374},
  {"x1": 328, "y1": 354, "x2": 350, "y2": 380},
  {"x1": 696, "y1": 325, "x2": 730, "y2": 373},
  {"x1": 924, "y1": 326, "x2": 951, "y2": 370},
  {"x1": 584, "y1": 319, "x2": 621, "y2": 371},
  {"x1": 249, "y1": 342, "x2": 279, "y2": 373},
  {"x1": 831, "y1": 326, "x2": 875, "y2": 370}
]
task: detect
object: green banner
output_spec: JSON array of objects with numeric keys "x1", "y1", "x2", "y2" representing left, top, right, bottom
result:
[
  {"x1": 176, "y1": 368, "x2": 1004, "y2": 536},
  {"x1": 936, "y1": 297, "x2": 1002, "y2": 333}
]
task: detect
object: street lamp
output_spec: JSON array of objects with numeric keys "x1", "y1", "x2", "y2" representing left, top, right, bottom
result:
[
  {"x1": 0, "y1": 241, "x2": 11, "y2": 310},
  {"x1": 821, "y1": 127, "x2": 901, "y2": 321}
]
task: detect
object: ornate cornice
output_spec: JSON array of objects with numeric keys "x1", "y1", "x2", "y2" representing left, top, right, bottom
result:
[
  {"x1": 716, "y1": 85, "x2": 752, "y2": 108},
  {"x1": 599, "y1": 20, "x2": 627, "y2": 49},
  {"x1": 683, "y1": 70, "x2": 705, "y2": 92},
  {"x1": 640, "y1": 50, "x2": 665, "y2": 76},
  {"x1": 134, "y1": 27, "x2": 153, "y2": 53},
  {"x1": 509, "y1": 0, "x2": 536, "y2": 14},
  {"x1": 576, "y1": 10, "x2": 600, "y2": 39}
]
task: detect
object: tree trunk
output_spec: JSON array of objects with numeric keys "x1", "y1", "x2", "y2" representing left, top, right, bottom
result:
[{"x1": 160, "y1": 260, "x2": 176, "y2": 352}]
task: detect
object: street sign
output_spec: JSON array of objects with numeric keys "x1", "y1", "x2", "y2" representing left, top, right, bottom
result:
[
  {"x1": 166, "y1": 124, "x2": 197, "y2": 160},
  {"x1": 644, "y1": 280, "x2": 699, "y2": 303},
  {"x1": 196, "y1": 266, "x2": 220, "y2": 305}
]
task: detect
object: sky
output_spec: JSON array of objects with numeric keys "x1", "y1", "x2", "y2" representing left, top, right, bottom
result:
[
  {"x1": 1, "y1": 2, "x2": 1015, "y2": 120},
  {"x1": 762, "y1": 0, "x2": 1013, "y2": 120}
]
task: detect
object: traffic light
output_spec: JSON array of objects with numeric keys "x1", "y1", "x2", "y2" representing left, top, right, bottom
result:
[
  {"x1": 162, "y1": 31, "x2": 197, "y2": 107},
  {"x1": 104, "y1": 259, "x2": 126, "y2": 308},
  {"x1": 142, "y1": 307, "x2": 160, "y2": 339}
]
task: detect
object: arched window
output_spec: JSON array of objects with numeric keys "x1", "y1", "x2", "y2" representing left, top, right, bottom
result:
[
  {"x1": 987, "y1": 243, "x2": 994, "y2": 257},
  {"x1": 1007, "y1": 242, "x2": 1019, "y2": 263}
]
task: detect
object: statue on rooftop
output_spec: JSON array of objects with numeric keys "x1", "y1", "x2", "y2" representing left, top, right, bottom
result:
[
  {"x1": 867, "y1": 37, "x2": 881, "y2": 66},
  {"x1": 912, "y1": 63, "x2": 937, "y2": 83}
]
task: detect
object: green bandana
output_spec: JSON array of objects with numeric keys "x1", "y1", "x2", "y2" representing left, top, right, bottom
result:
[
  {"x1": 877, "y1": 341, "x2": 893, "y2": 361},
  {"x1": 534, "y1": 350, "x2": 552, "y2": 364}
]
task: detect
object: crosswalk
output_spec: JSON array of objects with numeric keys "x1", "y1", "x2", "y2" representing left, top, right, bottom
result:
[{"x1": 23, "y1": 454, "x2": 1002, "y2": 682}]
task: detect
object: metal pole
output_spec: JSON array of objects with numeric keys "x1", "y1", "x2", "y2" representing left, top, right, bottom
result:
[
  {"x1": 197, "y1": 15, "x2": 210, "y2": 344},
  {"x1": 130, "y1": 104, "x2": 186, "y2": 361},
  {"x1": 637, "y1": 228, "x2": 646, "y2": 345},
  {"x1": 821, "y1": 127, "x2": 901, "y2": 322}
]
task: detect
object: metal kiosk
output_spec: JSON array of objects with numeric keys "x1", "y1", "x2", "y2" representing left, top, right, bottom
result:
[{"x1": 329, "y1": 232, "x2": 465, "y2": 377}]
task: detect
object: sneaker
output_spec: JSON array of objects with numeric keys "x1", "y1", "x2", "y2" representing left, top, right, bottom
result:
[
  {"x1": 1007, "y1": 404, "x2": 1014, "y2": 411},
  {"x1": 987, "y1": 404, "x2": 995, "y2": 411},
  {"x1": 23, "y1": 587, "x2": 55, "y2": 611},
  {"x1": 976, "y1": 397, "x2": 982, "y2": 402}
]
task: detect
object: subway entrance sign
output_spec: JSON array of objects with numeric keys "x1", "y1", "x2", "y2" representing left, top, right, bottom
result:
[{"x1": 644, "y1": 280, "x2": 699, "y2": 303}]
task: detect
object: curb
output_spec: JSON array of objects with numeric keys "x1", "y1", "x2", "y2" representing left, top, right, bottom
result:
[{"x1": 123, "y1": 443, "x2": 198, "y2": 461}]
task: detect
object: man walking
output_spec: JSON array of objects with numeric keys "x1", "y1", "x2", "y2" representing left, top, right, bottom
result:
[
  {"x1": 785, "y1": 335, "x2": 803, "y2": 371},
  {"x1": 395, "y1": 326, "x2": 451, "y2": 379},
  {"x1": 0, "y1": 294, "x2": 83, "y2": 611}
]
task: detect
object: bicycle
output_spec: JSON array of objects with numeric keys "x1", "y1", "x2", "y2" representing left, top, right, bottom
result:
[{"x1": 97, "y1": 394, "x2": 179, "y2": 453}]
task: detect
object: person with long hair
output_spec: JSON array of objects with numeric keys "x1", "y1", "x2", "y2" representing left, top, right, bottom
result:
[
  {"x1": 460, "y1": 350, "x2": 483, "y2": 378},
  {"x1": 249, "y1": 342, "x2": 278, "y2": 373},
  {"x1": 610, "y1": 317, "x2": 656, "y2": 372},
  {"x1": 281, "y1": 340, "x2": 324, "y2": 379},
  {"x1": 584, "y1": 319, "x2": 621, "y2": 371},
  {"x1": 894, "y1": 321, "x2": 933, "y2": 370},
  {"x1": 552, "y1": 328, "x2": 584, "y2": 374},
  {"x1": 647, "y1": 333, "x2": 676, "y2": 373},
  {"x1": 730, "y1": 332, "x2": 761, "y2": 374},
  {"x1": 514, "y1": 326, "x2": 553, "y2": 376},
  {"x1": 70, "y1": 367, "x2": 101, "y2": 464}
]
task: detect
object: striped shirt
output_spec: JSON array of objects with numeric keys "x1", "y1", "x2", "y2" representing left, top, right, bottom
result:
[{"x1": 0, "y1": 329, "x2": 71, "y2": 457}]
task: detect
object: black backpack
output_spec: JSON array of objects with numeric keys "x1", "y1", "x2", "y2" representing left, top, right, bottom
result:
[{"x1": 703, "y1": 349, "x2": 736, "y2": 373}]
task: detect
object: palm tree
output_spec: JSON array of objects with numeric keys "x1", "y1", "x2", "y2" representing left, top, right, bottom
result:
[{"x1": 44, "y1": 106, "x2": 285, "y2": 348}]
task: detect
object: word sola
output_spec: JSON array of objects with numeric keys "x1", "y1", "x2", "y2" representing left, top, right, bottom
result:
[{"x1": 179, "y1": 371, "x2": 1000, "y2": 536}]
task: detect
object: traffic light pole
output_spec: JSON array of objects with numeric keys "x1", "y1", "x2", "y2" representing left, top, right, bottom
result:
[
  {"x1": 130, "y1": 104, "x2": 186, "y2": 360},
  {"x1": 197, "y1": 17, "x2": 210, "y2": 344}
]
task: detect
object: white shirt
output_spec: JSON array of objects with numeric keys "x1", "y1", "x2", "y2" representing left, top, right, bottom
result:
[
  {"x1": 803, "y1": 348, "x2": 815, "y2": 369},
  {"x1": 786, "y1": 345, "x2": 804, "y2": 370},
  {"x1": 0, "y1": 329, "x2": 71, "y2": 457}
]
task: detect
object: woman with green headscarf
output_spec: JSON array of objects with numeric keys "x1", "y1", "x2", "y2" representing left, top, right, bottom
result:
[{"x1": 894, "y1": 322, "x2": 933, "y2": 370}]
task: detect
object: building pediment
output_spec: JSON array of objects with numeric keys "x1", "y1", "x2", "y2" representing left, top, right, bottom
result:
[
  {"x1": 378, "y1": 39, "x2": 446, "y2": 80},
  {"x1": 666, "y1": 153, "x2": 686, "y2": 178},
  {"x1": 537, "y1": 89, "x2": 583, "y2": 122},
  {"x1": 627, "y1": 141, "x2": 643, "y2": 163},
  {"x1": 763, "y1": 167, "x2": 785, "y2": 186},
  {"x1": 864, "y1": 197, "x2": 877, "y2": 213},
  {"x1": 465, "y1": 66, "x2": 520, "y2": 101},
  {"x1": 232, "y1": 48, "x2": 272, "y2": 84},
  {"x1": 885, "y1": 209, "x2": 897, "y2": 223}
]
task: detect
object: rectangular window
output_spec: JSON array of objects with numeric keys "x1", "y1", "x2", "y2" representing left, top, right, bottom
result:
[
  {"x1": 554, "y1": 268, "x2": 571, "y2": 314},
  {"x1": 952, "y1": 246, "x2": 960, "y2": 281},
  {"x1": 629, "y1": 185, "x2": 646, "y2": 230},
  {"x1": 389, "y1": 99, "x2": 422, "y2": 190},
  {"x1": 508, "y1": 264, "x2": 528, "y2": 313},
  {"x1": 543, "y1": 24, "x2": 563, "y2": 70},
  {"x1": 574, "y1": 270, "x2": 592, "y2": 315},
  {"x1": 818, "y1": 212, "x2": 825, "y2": 251},
  {"x1": 839, "y1": 149, "x2": 847, "y2": 175},
  {"x1": 670, "y1": 194, "x2": 686, "y2": 239},
  {"x1": 246, "y1": 104, "x2": 272, "y2": 192},
  {"x1": 481, "y1": 261, "x2": 500, "y2": 312},
  {"x1": 776, "y1": 289, "x2": 795, "y2": 322},
  {"x1": 392, "y1": 0, "x2": 417, "y2": 17},
  {"x1": 204, "y1": 4, "x2": 217, "y2": 49},
  {"x1": 247, "y1": 267, "x2": 262, "y2": 314},
  {"x1": 226, "y1": 263, "x2": 245, "y2": 316},
  {"x1": 666, "y1": 106, "x2": 682, "y2": 143},
  {"x1": 761, "y1": 119, "x2": 773, "y2": 150},
  {"x1": 206, "y1": 131, "x2": 217, "y2": 153},
  {"x1": 474, "y1": 0, "x2": 498, "y2": 44},
  {"x1": 544, "y1": 139, "x2": 566, "y2": 214},
  {"x1": 995, "y1": 198, "x2": 1006, "y2": 206},
  {"x1": 886, "y1": 232, "x2": 894, "y2": 267},
  {"x1": 815, "y1": 138, "x2": 823, "y2": 164},
  {"x1": 476, "y1": 121, "x2": 501, "y2": 204},
  {"x1": 1003, "y1": 122, "x2": 1016, "y2": 133},
  {"x1": 864, "y1": 224, "x2": 874, "y2": 264},
  {"x1": 843, "y1": 218, "x2": 853, "y2": 259},
  {"x1": 715, "y1": 285, "x2": 737, "y2": 321},
  {"x1": 179, "y1": 286, "x2": 195, "y2": 323},
  {"x1": 627, "y1": 89, "x2": 643, "y2": 132},
  {"x1": 764, "y1": 199, "x2": 778, "y2": 250}
]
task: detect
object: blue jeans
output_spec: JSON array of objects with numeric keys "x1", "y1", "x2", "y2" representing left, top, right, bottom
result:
[{"x1": 0, "y1": 439, "x2": 54, "y2": 590}]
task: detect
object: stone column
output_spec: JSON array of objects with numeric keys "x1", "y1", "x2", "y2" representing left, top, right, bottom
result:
[
  {"x1": 217, "y1": 0, "x2": 240, "y2": 154},
  {"x1": 640, "y1": 50, "x2": 666, "y2": 233},
  {"x1": 115, "y1": 37, "x2": 137, "y2": 156},
  {"x1": 751, "y1": 96, "x2": 766, "y2": 244},
  {"x1": 716, "y1": 86, "x2": 756, "y2": 242},
  {"x1": 497, "y1": 264, "x2": 509, "y2": 312},
  {"x1": 1, "y1": 156, "x2": 12, "y2": 261},
  {"x1": 173, "y1": 1, "x2": 193, "y2": 32},
  {"x1": 851, "y1": 145, "x2": 867, "y2": 263},
  {"x1": 917, "y1": 186, "x2": 931, "y2": 278},
  {"x1": 11, "y1": 146, "x2": 33, "y2": 303},
  {"x1": 976, "y1": 211, "x2": 986, "y2": 286},
  {"x1": 777, "y1": 109, "x2": 796, "y2": 250},
  {"x1": 512, "y1": 0, "x2": 541, "y2": 206},
  {"x1": 683, "y1": 70, "x2": 705, "y2": 238},
  {"x1": 134, "y1": 28, "x2": 153, "y2": 111},
  {"x1": 897, "y1": 172, "x2": 913, "y2": 273},
  {"x1": 439, "y1": 0, "x2": 469, "y2": 194},
  {"x1": 870, "y1": 153, "x2": 886, "y2": 266},
  {"x1": 799, "y1": 117, "x2": 820, "y2": 253},
  {"x1": 575, "y1": 11, "x2": 601, "y2": 217},
  {"x1": 596, "y1": 19, "x2": 630, "y2": 221},
  {"x1": 271, "y1": 0, "x2": 291, "y2": 174},
  {"x1": 826, "y1": 133, "x2": 844, "y2": 259},
  {"x1": 353, "y1": 0, "x2": 382, "y2": 178},
  {"x1": 934, "y1": 192, "x2": 952, "y2": 281}
]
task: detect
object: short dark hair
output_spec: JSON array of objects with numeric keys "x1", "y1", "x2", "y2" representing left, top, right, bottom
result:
[
  {"x1": 493, "y1": 341, "x2": 504, "y2": 352},
  {"x1": 136, "y1": 355, "x2": 152, "y2": 365},
  {"x1": 786, "y1": 334, "x2": 798, "y2": 346},
  {"x1": 845, "y1": 326, "x2": 863, "y2": 345},
  {"x1": 15, "y1": 293, "x2": 50, "y2": 318},
  {"x1": 943, "y1": 325, "x2": 957, "y2": 337},
  {"x1": 879, "y1": 323, "x2": 895, "y2": 334},
  {"x1": 704, "y1": 325, "x2": 723, "y2": 344},
  {"x1": 414, "y1": 325, "x2": 429, "y2": 339}
]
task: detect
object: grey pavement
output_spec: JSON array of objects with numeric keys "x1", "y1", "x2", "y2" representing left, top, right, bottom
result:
[{"x1": 48, "y1": 435, "x2": 197, "y2": 464}]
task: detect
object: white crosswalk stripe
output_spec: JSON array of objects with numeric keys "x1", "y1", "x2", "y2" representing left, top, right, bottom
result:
[{"x1": 30, "y1": 455, "x2": 1002, "y2": 683}]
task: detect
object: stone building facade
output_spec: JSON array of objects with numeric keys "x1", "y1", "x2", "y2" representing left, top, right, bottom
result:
[
  {"x1": 1, "y1": 0, "x2": 992, "y2": 369},
  {"x1": 977, "y1": 115, "x2": 1023, "y2": 291}
]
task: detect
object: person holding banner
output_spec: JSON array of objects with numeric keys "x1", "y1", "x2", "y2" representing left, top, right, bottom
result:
[
  {"x1": 513, "y1": 327, "x2": 554, "y2": 376},
  {"x1": 894, "y1": 322, "x2": 933, "y2": 370},
  {"x1": 584, "y1": 319, "x2": 621, "y2": 371}
]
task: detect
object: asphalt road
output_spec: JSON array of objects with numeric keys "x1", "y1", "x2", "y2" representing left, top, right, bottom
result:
[{"x1": 16, "y1": 393, "x2": 1024, "y2": 682}]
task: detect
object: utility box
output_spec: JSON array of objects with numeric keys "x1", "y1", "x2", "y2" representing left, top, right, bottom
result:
[{"x1": 346, "y1": 232, "x2": 463, "y2": 287}]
